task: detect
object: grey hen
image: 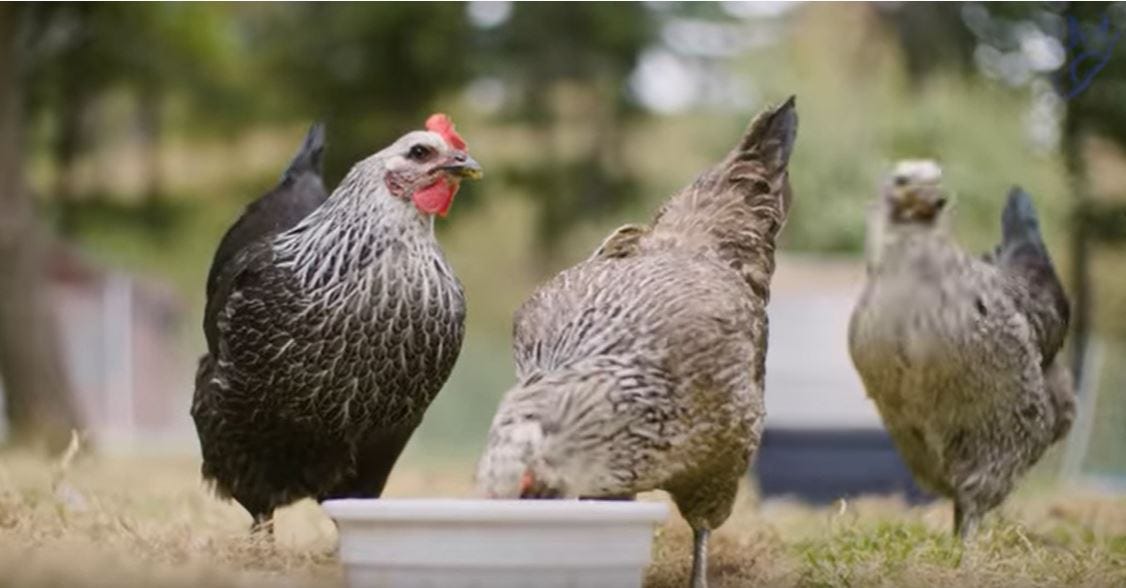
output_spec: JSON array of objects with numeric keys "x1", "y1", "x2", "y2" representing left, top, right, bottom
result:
[
  {"x1": 848, "y1": 161, "x2": 1074, "y2": 540},
  {"x1": 478, "y1": 97, "x2": 798, "y2": 588},
  {"x1": 192, "y1": 115, "x2": 481, "y2": 532}
]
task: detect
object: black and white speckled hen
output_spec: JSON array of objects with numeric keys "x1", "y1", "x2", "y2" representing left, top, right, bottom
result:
[
  {"x1": 848, "y1": 161, "x2": 1074, "y2": 540},
  {"x1": 477, "y1": 97, "x2": 798, "y2": 588},
  {"x1": 192, "y1": 115, "x2": 481, "y2": 531}
]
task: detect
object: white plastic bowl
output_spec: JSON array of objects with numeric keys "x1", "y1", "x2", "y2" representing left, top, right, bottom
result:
[{"x1": 323, "y1": 498, "x2": 669, "y2": 588}]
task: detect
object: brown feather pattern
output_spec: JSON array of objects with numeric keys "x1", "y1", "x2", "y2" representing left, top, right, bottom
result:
[{"x1": 478, "y1": 98, "x2": 798, "y2": 542}]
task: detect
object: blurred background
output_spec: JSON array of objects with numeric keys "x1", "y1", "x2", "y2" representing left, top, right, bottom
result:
[{"x1": 0, "y1": 2, "x2": 1123, "y2": 494}]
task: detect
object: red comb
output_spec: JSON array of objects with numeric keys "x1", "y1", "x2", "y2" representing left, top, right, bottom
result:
[{"x1": 425, "y1": 113, "x2": 467, "y2": 151}]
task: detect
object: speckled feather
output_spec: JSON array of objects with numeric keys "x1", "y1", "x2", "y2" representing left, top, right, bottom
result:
[
  {"x1": 848, "y1": 180, "x2": 1073, "y2": 537},
  {"x1": 479, "y1": 97, "x2": 797, "y2": 533},
  {"x1": 192, "y1": 132, "x2": 466, "y2": 521}
]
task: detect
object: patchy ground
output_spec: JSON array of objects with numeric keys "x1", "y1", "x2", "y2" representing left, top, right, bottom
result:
[{"x1": 0, "y1": 448, "x2": 1123, "y2": 588}]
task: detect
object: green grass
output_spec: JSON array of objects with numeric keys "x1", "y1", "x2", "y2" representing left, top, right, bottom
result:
[{"x1": 796, "y1": 521, "x2": 963, "y2": 585}]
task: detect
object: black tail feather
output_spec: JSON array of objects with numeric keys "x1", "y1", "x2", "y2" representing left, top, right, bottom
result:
[
  {"x1": 1001, "y1": 186, "x2": 1044, "y2": 250},
  {"x1": 995, "y1": 186, "x2": 1070, "y2": 368},
  {"x1": 997, "y1": 186, "x2": 1054, "y2": 269},
  {"x1": 282, "y1": 122, "x2": 326, "y2": 182}
]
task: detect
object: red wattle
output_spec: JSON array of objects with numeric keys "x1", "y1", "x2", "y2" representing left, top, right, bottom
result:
[{"x1": 413, "y1": 179, "x2": 459, "y2": 217}]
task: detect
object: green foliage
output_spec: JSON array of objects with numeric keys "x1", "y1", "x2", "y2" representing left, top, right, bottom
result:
[
  {"x1": 15, "y1": 2, "x2": 1122, "y2": 256},
  {"x1": 485, "y1": 2, "x2": 653, "y2": 120},
  {"x1": 874, "y1": 3, "x2": 976, "y2": 84},
  {"x1": 241, "y1": 3, "x2": 474, "y2": 183},
  {"x1": 479, "y1": 2, "x2": 654, "y2": 259},
  {"x1": 22, "y1": 4, "x2": 242, "y2": 127},
  {"x1": 734, "y1": 22, "x2": 1070, "y2": 256},
  {"x1": 16, "y1": 1, "x2": 1126, "y2": 354},
  {"x1": 59, "y1": 181, "x2": 264, "y2": 298}
]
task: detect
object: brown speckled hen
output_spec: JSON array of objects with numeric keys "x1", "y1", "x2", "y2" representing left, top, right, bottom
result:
[
  {"x1": 477, "y1": 97, "x2": 798, "y2": 588},
  {"x1": 192, "y1": 116, "x2": 481, "y2": 532},
  {"x1": 848, "y1": 161, "x2": 1074, "y2": 541}
]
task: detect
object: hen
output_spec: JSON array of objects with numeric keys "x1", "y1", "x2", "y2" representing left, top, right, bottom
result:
[
  {"x1": 477, "y1": 97, "x2": 798, "y2": 588},
  {"x1": 848, "y1": 161, "x2": 1074, "y2": 540},
  {"x1": 192, "y1": 115, "x2": 481, "y2": 531}
]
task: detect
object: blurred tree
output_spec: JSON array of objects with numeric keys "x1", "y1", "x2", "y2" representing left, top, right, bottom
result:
[
  {"x1": 0, "y1": 5, "x2": 82, "y2": 450},
  {"x1": 873, "y1": 2, "x2": 976, "y2": 86},
  {"x1": 242, "y1": 3, "x2": 474, "y2": 185},
  {"x1": 1055, "y1": 2, "x2": 1126, "y2": 380},
  {"x1": 23, "y1": 3, "x2": 242, "y2": 232},
  {"x1": 480, "y1": 2, "x2": 654, "y2": 264}
]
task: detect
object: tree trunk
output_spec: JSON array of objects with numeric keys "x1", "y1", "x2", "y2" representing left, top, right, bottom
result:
[
  {"x1": 138, "y1": 83, "x2": 165, "y2": 201},
  {"x1": 0, "y1": 6, "x2": 82, "y2": 451},
  {"x1": 51, "y1": 77, "x2": 88, "y2": 236},
  {"x1": 1060, "y1": 5, "x2": 1092, "y2": 389}
]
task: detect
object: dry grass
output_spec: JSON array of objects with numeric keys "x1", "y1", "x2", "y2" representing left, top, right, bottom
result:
[{"x1": 0, "y1": 447, "x2": 1123, "y2": 588}]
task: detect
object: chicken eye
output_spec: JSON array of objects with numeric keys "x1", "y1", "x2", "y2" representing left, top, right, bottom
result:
[{"x1": 408, "y1": 144, "x2": 433, "y2": 161}]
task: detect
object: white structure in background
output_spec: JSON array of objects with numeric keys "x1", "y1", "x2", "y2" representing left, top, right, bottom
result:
[
  {"x1": 752, "y1": 255, "x2": 922, "y2": 503},
  {"x1": 0, "y1": 247, "x2": 195, "y2": 452},
  {"x1": 763, "y1": 255, "x2": 878, "y2": 429},
  {"x1": 101, "y1": 274, "x2": 135, "y2": 446}
]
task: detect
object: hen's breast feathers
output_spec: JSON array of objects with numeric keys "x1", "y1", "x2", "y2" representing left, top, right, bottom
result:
[
  {"x1": 212, "y1": 237, "x2": 465, "y2": 433},
  {"x1": 850, "y1": 188, "x2": 1073, "y2": 433},
  {"x1": 853, "y1": 234, "x2": 1024, "y2": 356}
]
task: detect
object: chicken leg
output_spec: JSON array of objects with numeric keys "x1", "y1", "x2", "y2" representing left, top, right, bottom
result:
[{"x1": 690, "y1": 527, "x2": 710, "y2": 588}]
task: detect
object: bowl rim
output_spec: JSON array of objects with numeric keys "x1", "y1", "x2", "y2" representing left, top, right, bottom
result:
[{"x1": 322, "y1": 498, "x2": 669, "y2": 523}]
